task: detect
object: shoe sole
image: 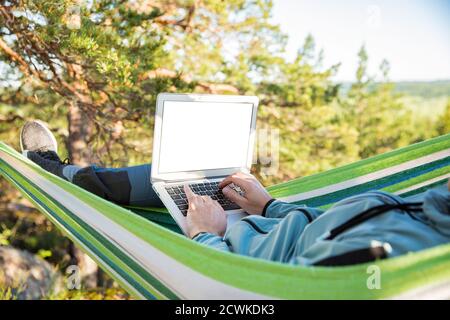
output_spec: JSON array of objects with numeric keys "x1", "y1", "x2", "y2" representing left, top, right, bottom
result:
[{"x1": 20, "y1": 120, "x2": 58, "y2": 153}]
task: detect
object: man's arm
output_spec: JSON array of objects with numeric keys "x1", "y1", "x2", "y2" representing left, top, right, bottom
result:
[
  {"x1": 191, "y1": 232, "x2": 232, "y2": 252},
  {"x1": 263, "y1": 199, "x2": 324, "y2": 220},
  {"x1": 183, "y1": 172, "x2": 323, "y2": 245}
]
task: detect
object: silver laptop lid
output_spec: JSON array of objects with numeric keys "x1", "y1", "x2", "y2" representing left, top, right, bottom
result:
[{"x1": 151, "y1": 93, "x2": 259, "y2": 183}]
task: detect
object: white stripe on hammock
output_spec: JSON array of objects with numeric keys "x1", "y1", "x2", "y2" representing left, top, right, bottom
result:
[{"x1": 278, "y1": 149, "x2": 450, "y2": 203}]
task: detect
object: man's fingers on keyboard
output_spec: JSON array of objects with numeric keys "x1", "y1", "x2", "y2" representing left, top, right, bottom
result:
[
  {"x1": 222, "y1": 185, "x2": 246, "y2": 206},
  {"x1": 218, "y1": 176, "x2": 232, "y2": 188},
  {"x1": 200, "y1": 195, "x2": 211, "y2": 202},
  {"x1": 219, "y1": 174, "x2": 247, "y2": 189},
  {"x1": 219, "y1": 174, "x2": 239, "y2": 188},
  {"x1": 184, "y1": 185, "x2": 195, "y2": 201}
]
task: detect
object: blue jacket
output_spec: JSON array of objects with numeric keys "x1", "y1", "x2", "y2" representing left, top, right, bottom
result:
[{"x1": 194, "y1": 184, "x2": 450, "y2": 266}]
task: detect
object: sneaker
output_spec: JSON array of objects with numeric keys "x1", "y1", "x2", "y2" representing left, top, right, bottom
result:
[
  {"x1": 20, "y1": 120, "x2": 68, "y2": 179},
  {"x1": 20, "y1": 120, "x2": 58, "y2": 153},
  {"x1": 25, "y1": 150, "x2": 70, "y2": 179}
]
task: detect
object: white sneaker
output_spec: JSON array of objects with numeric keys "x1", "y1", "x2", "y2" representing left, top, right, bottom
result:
[{"x1": 20, "y1": 120, "x2": 58, "y2": 154}]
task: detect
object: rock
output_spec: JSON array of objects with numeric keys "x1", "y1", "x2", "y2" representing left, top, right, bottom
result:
[{"x1": 0, "y1": 246, "x2": 62, "y2": 299}]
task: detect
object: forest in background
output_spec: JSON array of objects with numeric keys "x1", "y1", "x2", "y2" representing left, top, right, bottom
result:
[{"x1": 0, "y1": 0, "x2": 449, "y2": 299}]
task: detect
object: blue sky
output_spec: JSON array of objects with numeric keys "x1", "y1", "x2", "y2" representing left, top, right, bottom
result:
[{"x1": 271, "y1": 0, "x2": 450, "y2": 82}]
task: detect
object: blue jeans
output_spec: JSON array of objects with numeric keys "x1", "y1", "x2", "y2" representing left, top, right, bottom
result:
[{"x1": 71, "y1": 164, "x2": 163, "y2": 207}]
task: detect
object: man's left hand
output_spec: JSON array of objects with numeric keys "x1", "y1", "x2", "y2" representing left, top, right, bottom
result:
[{"x1": 184, "y1": 185, "x2": 227, "y2": 238}]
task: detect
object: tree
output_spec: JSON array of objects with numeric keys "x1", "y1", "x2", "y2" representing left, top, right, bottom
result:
[
  {"x1": 1, "y1": 1, "x2": 189, "y2": 163},
  {"x1": 253, "y1": 35, "x2": 358, "y2": 183},
  {"x1": 0, "y1": 0, "x2": 193, "y2": 287},
  {"x1": 343, "y1": 46, "x2": 415, "y2": 158},
  {"x1": 257, "y1": 35, "x2": 340, "y2": 109},
  {"x1": 150, "y1": 0, "x2": 285, "y2": 86}
]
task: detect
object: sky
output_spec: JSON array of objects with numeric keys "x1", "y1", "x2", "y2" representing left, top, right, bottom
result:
[{"x1": 271, "y1": 0, "x2": 450, "y2": 82}]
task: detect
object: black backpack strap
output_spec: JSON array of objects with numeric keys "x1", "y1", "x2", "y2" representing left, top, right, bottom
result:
[
  {"x1": 323, "y1": 202, "x2": 423, "y2": 241},
  {"x1": 313, "y1": 246, "x2": 388, "y2": 266}
]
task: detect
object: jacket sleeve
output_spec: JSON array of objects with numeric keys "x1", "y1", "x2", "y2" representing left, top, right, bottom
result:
[
  {"x1": 264, "y1": 200, "x2": 324, "y2": 221},
  {"x1": 192, "y1": 232, "x2": 232, "y2": 252},
  {"x1": 422, "y1": 184, "x2": 450, "y2": 237}
]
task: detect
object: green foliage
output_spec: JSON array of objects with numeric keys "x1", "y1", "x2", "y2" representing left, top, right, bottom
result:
[
  {"x1": 257, "y1": 35, "x2": 340, "y2": 108},
  {"x1": 436, "y1": 100, "x2": 450, "y2": 134},
  {"x1": 0, "y1": 286, "x2": 17, "y2": 300},
  {"x1": 47, "y1": 287, "x2": 131, "y2": 300},
  {"x1": 342, "y1": 46, "x2": 417, "y2": 158},
  {"x1": 0, "y1": 224, "x2": 12, "y2": 245},
  {"x1": 158, "y1": 0, "x2": 284, "y2": 83},
  {"x1": 2, "y1": 1, "x2": 443, "y2": 173}
]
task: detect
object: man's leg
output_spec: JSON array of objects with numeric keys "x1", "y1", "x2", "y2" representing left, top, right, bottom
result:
[
  {"x1": 67, "y1": 164, "x2": 163, "y2": 207},
  {"x1": 20, "y1": 120, "x2": 163, "y2": 207}
]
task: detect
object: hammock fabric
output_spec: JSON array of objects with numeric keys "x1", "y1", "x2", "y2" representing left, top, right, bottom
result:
[{"x1": 0, "y1": 135, "x2": 449, "y2": 300}]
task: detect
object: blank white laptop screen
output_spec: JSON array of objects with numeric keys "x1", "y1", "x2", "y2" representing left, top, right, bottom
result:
[{"x1": 158, "y1": 101, "x2": 254, "y2": 174}]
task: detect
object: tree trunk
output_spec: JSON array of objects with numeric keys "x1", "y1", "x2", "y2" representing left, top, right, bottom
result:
[
  {"x1": 67, "y1": 100, "x2": 98, "y2": 288},
  {"x1": 67, "y1": 100, "x2": 94, "y2": 166}
]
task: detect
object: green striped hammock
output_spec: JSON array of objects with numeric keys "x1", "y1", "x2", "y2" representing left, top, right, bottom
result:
[{"x1": 0, "y1": 135, "x2": 449, "y2": 300}]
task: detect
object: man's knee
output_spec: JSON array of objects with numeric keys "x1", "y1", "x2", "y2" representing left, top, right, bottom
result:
[{"x1": 72, "y1": 166, "x2": 131, "y2": 205}]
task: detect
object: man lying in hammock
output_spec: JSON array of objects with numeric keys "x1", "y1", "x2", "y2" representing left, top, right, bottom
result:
[{"x1": 20, "y1": 120, "x2": 450, "y2": 266}]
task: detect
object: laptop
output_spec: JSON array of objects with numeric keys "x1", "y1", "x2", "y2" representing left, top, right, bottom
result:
[{"x1": 151, "y1": 93, "x2": 259, "y2": 236}]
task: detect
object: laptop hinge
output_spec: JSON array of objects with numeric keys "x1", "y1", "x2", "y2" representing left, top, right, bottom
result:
[{"x1": 152, "y1": 174, "x2": 230, "y2": 184}]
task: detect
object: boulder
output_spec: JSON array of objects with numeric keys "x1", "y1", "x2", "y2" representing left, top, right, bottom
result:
[{"x1": 0, "y1": 246, "x2": 61, "y2": 299}]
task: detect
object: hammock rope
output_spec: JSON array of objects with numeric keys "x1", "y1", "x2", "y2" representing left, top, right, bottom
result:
[{"x1": 0, "y1": 134, "x2": 449, "y2": 299}]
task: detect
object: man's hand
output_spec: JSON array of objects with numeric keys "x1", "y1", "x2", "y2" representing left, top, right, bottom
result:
[
  {"x1": 219, "y1": 172, "x2": 273, "y2": 215},
  {"x1": 184, "y1": 185, "x2": 227, "y2": 238}
]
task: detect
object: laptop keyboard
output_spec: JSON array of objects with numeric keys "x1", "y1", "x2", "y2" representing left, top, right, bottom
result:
[{"x1": 165, "y1": 181, "x2": 241, "y2": 216}]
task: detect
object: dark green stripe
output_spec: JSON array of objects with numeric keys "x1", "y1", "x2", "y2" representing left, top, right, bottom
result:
[
  {"x1": 291, "y1": 158, "x2": 449, "y2": 207},
  {"x1": 400, "y1": 179, "x2": 449, "y2": 197}
]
